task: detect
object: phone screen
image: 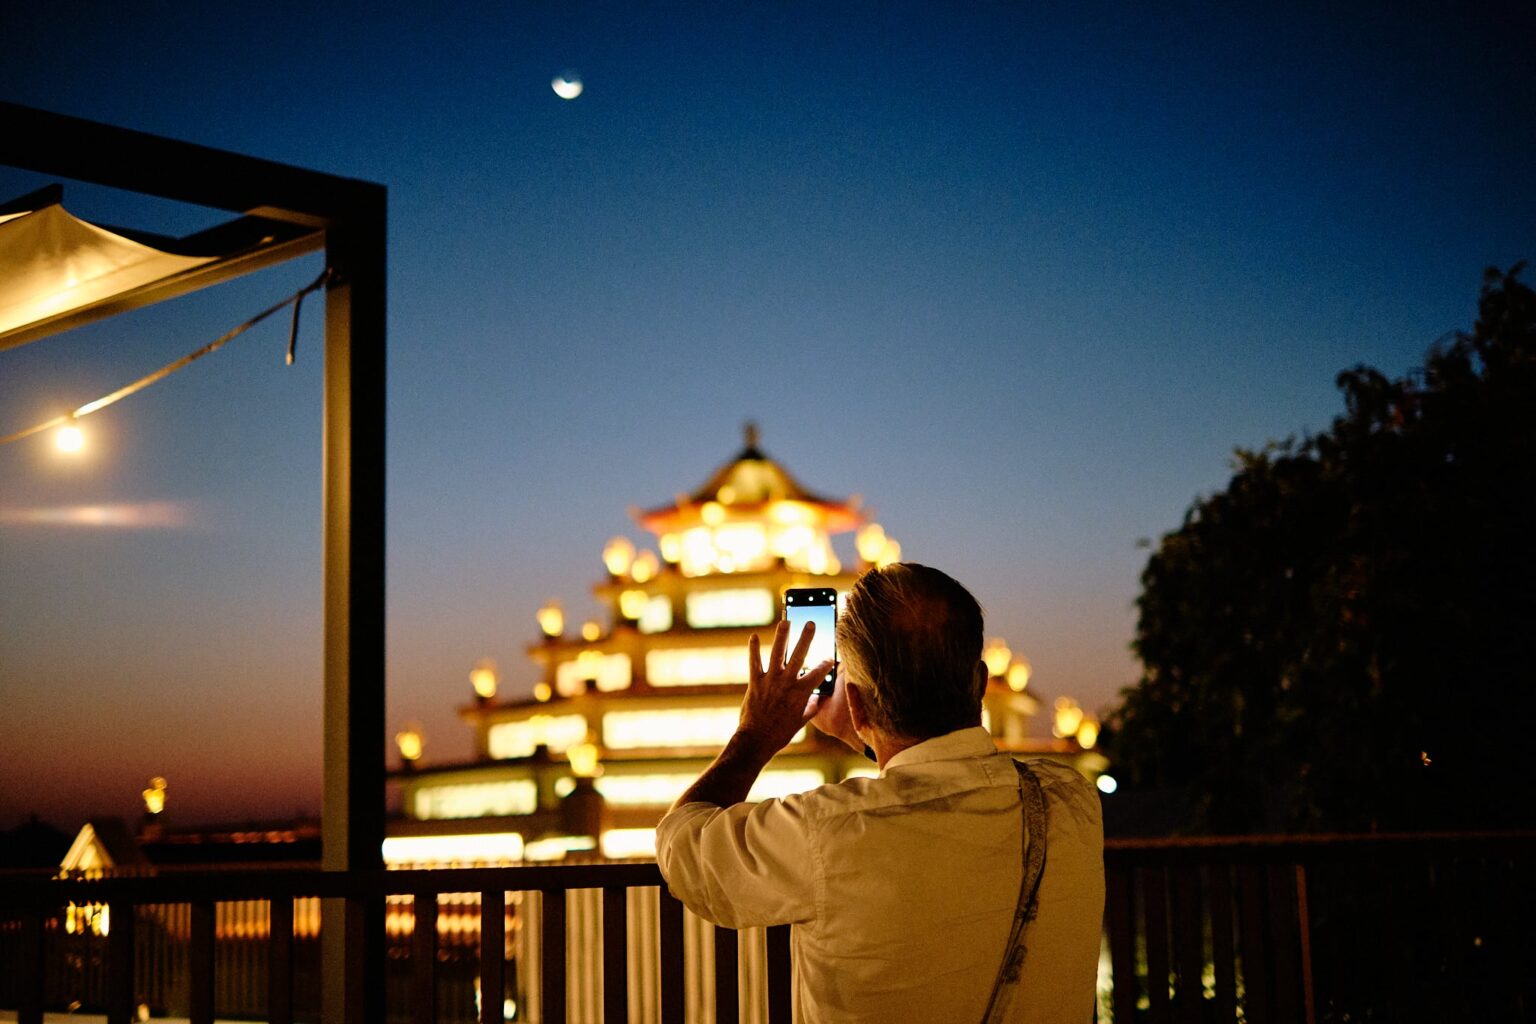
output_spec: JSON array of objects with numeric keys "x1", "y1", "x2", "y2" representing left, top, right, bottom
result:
[{"x1": 784, "y1": 588, "x2": 837, "y2": 696}]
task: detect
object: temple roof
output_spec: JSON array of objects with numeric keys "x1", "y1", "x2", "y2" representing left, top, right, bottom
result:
[{"x1": 635, "y1": 423, "x2": 862, "y2": 533}]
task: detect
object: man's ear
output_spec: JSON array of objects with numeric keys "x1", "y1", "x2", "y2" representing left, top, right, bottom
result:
[
  {"x1": 974, "y1": 659, "x2": 989, "y2": 700},
  {"x1": 846, "y1": 681, "x2": 871, "y2": 735}
]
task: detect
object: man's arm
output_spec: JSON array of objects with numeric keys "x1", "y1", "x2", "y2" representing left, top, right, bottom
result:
[{"x1": 671, "y1": 619, "x2": 833, "y2": 811}]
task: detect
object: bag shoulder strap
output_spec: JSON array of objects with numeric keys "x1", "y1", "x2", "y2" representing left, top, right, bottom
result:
[{"x1": 980, "y1": 758, "x2": 1049, "y2": 1024}]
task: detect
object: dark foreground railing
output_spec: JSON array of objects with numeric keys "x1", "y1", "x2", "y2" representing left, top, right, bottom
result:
[{"x1": 2, "y1": 832, "x2": 1532, "y2": 1023}]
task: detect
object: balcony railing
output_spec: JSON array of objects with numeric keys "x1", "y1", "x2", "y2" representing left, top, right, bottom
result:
[{"x1": 1, "y1": 832, "x2": 1531, "y2": 1023}]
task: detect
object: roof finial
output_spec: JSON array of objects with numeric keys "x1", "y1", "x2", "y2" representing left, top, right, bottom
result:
[{"x1": 743, "y1": 420, "x2": 760, "y2": 450}]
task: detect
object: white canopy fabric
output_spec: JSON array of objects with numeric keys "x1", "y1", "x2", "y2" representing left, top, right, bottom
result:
[{"x1": 0, "y1": 203, "x2": 215, "y2": 344}]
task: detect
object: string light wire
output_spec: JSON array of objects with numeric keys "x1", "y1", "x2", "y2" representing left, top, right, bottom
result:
[{"x1": 0, "y1": 268, "x2": 331, "y2": 447}]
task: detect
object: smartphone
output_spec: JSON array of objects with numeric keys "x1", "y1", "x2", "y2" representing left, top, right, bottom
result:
[{"x1": 783, "y1": 587, "x2": 838, "y2": 697}]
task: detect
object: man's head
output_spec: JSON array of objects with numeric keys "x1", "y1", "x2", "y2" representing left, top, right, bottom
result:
[{"x1": 835, "y1": 563, "x2": 986, "y2": 741}]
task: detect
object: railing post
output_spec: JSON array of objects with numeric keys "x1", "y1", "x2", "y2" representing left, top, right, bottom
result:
[
  {"x1": 106, "y1": 900, "x2": 136, "y2": 1024},
  {"x1": 713, "y1": 925, "x2": 738, "y2": 1024},
  {"x1": 658, "y1": 888, "x2": 685, "y2": 1024},
  {"x1": 1208, "y1": 866, "x2": 1237, "y2": 1022},
  {"x1": 479, "y1": 890, "x2": 505, "y2": 1024},
  {"x1": 540, "y1": 889, "x2": 567, "y2": 1024},
  {"x1": 1105, "y1": 866, "x2": 1138, "y2": 1024},
  {"x1": 765, "y1": 924, "x2": 792, "y2": 1024},
  {"x1": 17, "y1": 906, "x2": 45, "y2": 1024},
  {"x1": 189, "y1": 899, "x2": 216, "y2": 1024},
  {"x1": 1140, "y1": 866, "x2": 1172, "y2": 1023},
  {"x1": 602, "y1": 888, "x2": 628, "y2": 1022},
  {"x1": 412, "y1": 891, "x2": 438, "y2": 1024},
  {"x1": 1295, "y1": 864, "x2": 1316, "y2": 1024},
  {"x1": 269, "y1": 896, "x2": 295, "y2": 1024}
]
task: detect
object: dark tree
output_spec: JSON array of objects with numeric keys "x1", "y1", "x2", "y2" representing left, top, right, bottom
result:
[{"x1": 1106, "y1": 266, "x2": 1536, "y2": 833}]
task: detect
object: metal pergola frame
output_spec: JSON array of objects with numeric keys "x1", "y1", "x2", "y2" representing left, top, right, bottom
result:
[{"x1": 0, "y1": 101, "x2": 387, "y2": 1024}]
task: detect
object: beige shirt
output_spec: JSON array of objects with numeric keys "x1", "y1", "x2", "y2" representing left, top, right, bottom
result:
[{"x1": 657, "y1": 727, "x2": 1105, "y2": 1023}]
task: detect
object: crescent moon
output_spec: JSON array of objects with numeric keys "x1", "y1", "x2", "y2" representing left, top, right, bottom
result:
[{"x1": 552, "y1": 76, "x2": 583, "y2": 100}]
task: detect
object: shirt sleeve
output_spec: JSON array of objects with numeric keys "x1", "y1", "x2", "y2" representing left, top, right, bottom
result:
[{"x1": 656, "y1": 796, "x2": 819, "y2": 929}]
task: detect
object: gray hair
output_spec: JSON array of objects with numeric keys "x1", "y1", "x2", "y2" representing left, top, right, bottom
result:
[{"x1": 836, "y1": 563, "x2": 986, "y2": 740}]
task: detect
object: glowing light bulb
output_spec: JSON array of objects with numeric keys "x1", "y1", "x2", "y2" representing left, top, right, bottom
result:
[
  {"x1": 533, "y1": 682, "x2": 552, "y2": 702},
  {"x1": 55, "y1": 424, "x2": 85, "y2": 454},
  {"x1": 1096, "y1": 774, "x2": 1118, "y2": 794},
  {"x1": 142, "y1": 777, "x2": 168, "y2": 815},
  {"x1": 581, "y1": 620, "x2": 601, "y2": 642},
  {"x1": 701, "y1": 501, "x2": 726, "y2": 526},
  {"x1": 469, "y1": 659, "x2": 498, "y2": 699},
  {"x1": 395, "y1": 725, "x2": 424, "y2": 763},
  {"x1": 1076, "y1": 717, "x2": 1100, "y2": 749},
  {"x1": 619, "y1": 589, "x2": 648, "y2": 619},
  {"x1": 982, "y1": 638, "x2": 1013, "y2": 678},
  {"x1": 1007, "y1": 660, "x2": 1031, "y2": 692},
  {"x1": 875, "y1": 538, "x2": 902, "y2": 569},
  {"x1": 603, "y1": 536, "x2": 635, "y2": 577},
  {"x1": 856, "y1": 523, "x2": 887, "y2": 563},
  {"x1": 567, "y1": 739, "x2": 602, "y2": 778},
  {"x1": 632, "y1": 549, "x2": 659, "y2": 582},
  {"x1": 537, "y1": 601, "x2": 565, "y2": 638},
  {"x1": 658, "y1": 533, "x2": 681, "y2": 563}
]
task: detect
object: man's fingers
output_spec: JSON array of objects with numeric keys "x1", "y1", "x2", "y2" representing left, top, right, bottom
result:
[
  {"x1": 785, "y1": 620, "x2": 815, "y2": 676},
  {"x1": 800, "y1": 658, "x2": 835, "y2": 688},
  {"x1": 748, "y1": 632, "x2": 762, "y2": 680},
  {"x1": 768, "y1": 619, "x2": 789, "y2": 670}
]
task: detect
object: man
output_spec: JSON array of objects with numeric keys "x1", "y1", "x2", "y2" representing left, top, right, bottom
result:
[{"x1": 657, "y1": 563, "x2": 1105, "y2": 1023}]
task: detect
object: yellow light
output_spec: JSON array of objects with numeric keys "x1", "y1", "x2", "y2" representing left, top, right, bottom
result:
[
  {"x1": 142, "y1": 777, "x2": 167, "y2": 815},
  {"x1": 603, "y1": 536, "x2": 635, "y2": 577},
  {"x1": 1007, "y1": 660, "x2": 1031, "y2": 692},
  {"x1": 701, "y1": 501, "x2": 726, "y2": 525},
  {"x1": 581, "y1": 620, "x2": 601, "y2": 642},
  {"x1": 383, "y1": 832, "x2": 525, "y2": 868},
  {"x1": 1076, "y1": 717, "x2": 1100, "y2": 749},
  {"x1": 875, "y1": 537, "x2": 902, "y2": 569},
  {"x1": 632, "y1": 549, "x2": 659, "y2": 582},
  {"x1": 618, "y1": 588, "x2": 649, "y2": 619},
  {"x1": 1052, "y1": 697, "x2": 1084, "y2": 739},
  {"x1": 855, "y1": 523, "x2": 887, "y2": 563},
  {"x1": 567, "y1": 739, "x2": 602, "y2": 778},
  {"x1": 658, "y1": 533, "x2": 681, "y2": 563},
  {"x1": 55, "y1": 423, "x2": 85, "y2": 454},
  {"x1": 395, "y1": 725, "x2": 424, "y2": 762},
  {"x1": 533, "y1": 681, "x2": 552, "y2": 702},
  {"x1": 982, "y1": 638, "x2": 1013, "y2": 678},
  {"x1": 537, "y1": 600, "x2": 564, "y2": 638},
  {"x1": 770, "y1": 501, "x2": 814, "y2": 525},
  {"x1": 469, "y1": 658, "x2": 498, "y2": 699}
]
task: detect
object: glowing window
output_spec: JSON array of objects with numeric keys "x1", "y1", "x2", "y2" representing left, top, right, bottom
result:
[
  {"x1": 381, "y1": 832, "x2": 525, "y2": 868},
  {"x1": 646, "y1": 647, "x2": 750, "y2": 686},
  {"x1": 412, "y1": 780, "x2": 538, "y2": 819},
  {"x1": 554, "y1": 652, "x2": 632, "y2": 695},
  {"x1": 605, "y1": 707, "x2": 737, "y2": 749},
  {"x1": 601, "y1": 828, "x2": 658, "y2": 859},
  {"x1": 685, "y1": 588, "x2": 775, "y2": 628},
  {"x1": 585, "y1": 769, "x2": 826, "y2": 807},
  {"x1": 638, "y1": 595, "x2": 673, "y2": 634},
  {"x1": 487, "y1": 714, "x2": 588, "y2": 759}
]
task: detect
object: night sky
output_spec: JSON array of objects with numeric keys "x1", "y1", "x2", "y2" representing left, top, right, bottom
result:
[{"x1": 2, "y1": 2, "x2": 1531, "y2": 828}]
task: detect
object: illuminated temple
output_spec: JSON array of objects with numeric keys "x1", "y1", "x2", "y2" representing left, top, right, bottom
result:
[{"x1": 387, "y1": 426, "x2": 1105, "y2": 867}]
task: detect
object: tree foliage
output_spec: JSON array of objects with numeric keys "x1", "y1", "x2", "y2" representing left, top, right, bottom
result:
[{"x1": 1106, "y1": 266, "x2": 1536, "y2": 833}]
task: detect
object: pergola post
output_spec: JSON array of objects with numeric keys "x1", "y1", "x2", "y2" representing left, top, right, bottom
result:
[{"x1": 320, "y1": 194, "x2": 389, "y2": 1024}]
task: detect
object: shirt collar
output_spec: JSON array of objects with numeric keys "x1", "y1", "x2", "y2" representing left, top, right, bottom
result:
[{"x1": 883, "y1": 725, "x2": 997, "y2": 773}]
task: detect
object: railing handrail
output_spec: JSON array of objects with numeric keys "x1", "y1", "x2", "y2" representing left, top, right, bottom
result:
[
  {"x1": 6, "y1": 830, "x2": 1532, "y2": 907},
  {"x1": 0, "y1": 861, "x2": 665, "y2": 909}
]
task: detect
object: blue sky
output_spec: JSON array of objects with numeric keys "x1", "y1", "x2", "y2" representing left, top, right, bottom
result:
[{"x1": 1, "y1": 1, "x2": 1531, "y2": 826}]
